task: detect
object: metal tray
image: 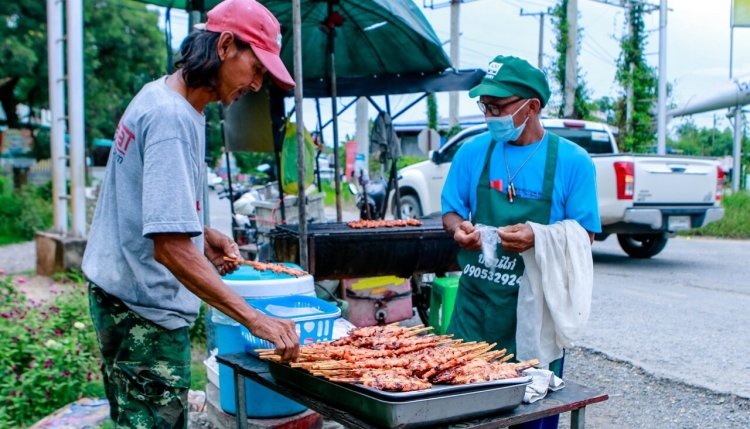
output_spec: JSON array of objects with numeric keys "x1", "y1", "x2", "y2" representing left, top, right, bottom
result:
[
  {"x1": 352, "y1": 375, "x2": 532, "y2": 400},
  {"x1": 268, "y1": 361, "x2": 529, "y2": 428}
]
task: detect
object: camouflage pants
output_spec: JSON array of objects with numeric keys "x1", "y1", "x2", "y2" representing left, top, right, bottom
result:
[{"x1": 88, "y1": 284, "x2": 191, "y2": 429}]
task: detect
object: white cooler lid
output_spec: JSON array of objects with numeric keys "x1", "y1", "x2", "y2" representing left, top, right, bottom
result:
[{"x1": 221, "y1": 263, "x2": 315, "y2": 298}]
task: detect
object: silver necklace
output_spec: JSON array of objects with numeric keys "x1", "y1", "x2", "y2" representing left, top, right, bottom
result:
[{"x1": 503, "y1": 139, "x2": 544, "y2": 203}]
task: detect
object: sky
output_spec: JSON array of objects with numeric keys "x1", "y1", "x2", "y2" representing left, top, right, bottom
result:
[{"x1": 156, "y1": 0, "x2": 750, "y2": 145}]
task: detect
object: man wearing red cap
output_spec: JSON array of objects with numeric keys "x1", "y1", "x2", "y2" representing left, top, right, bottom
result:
[{"x1": 82, "y1": 1, "x2": 297, "y2": 427}]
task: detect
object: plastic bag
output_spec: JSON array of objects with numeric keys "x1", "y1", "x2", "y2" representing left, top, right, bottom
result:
[{"x1": 476, "y1": 224, "x2": 500, "y2": 268}]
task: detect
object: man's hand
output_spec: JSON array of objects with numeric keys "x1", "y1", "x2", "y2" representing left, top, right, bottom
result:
[
  {"x1": 454, "y1": 221, "x2": 481, "y2": 251},
  {"x1": 204, "y1": 227, "x2": 240, "y2": 276},
  {"x1": 499, "y1": 223, "x2": 535, "y2": 253},
  {"x1": 247, "y1": 312, "x2": 299, "y2": 362}
]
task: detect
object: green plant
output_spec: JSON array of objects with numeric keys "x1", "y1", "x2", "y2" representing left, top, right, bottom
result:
[
  {"x1": 0, "y1": 181, "x2": 53, "y2": 245},
  {"x1": 684, "y1": 192, "x2": 750, "y2": 238},
  {"x1": 0, "y1": 275, "x2": 103, "y2": 427}
]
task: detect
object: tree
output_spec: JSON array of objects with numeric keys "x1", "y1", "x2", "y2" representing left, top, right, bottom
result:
[
  {"x1": 0, "y1": 2, "x2": 48, "y2": 128},
  {"x1": 615, "y1": 2, "x2": 657, "y2": 153},
  {"x1": 0, "y1": 0, "x2": 165, "y2": 146},
  {"x1": 550, "y1": 0, "x2": 590, "y2": 119}
]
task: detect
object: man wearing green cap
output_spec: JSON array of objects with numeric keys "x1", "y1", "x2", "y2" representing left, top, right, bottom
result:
[{"x1": 441, "y1": 55, "x2": 600, "y2": 429}]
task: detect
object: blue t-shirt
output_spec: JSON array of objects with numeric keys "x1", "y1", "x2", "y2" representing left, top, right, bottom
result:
[{"x1": 441, "y1": 131, "x2": 601, "y2": 233}]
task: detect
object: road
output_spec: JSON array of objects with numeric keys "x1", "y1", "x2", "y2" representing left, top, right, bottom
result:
[{"x1": 587, "y1": 235, "x2": 750, "y2": 398}]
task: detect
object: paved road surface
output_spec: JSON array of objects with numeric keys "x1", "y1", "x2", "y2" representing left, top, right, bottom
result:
[{"x1": 587, "y1": 235, "x2": 750, "y2": 398}]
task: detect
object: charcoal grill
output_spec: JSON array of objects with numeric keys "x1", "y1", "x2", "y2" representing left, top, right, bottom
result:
[{"x1": 270, "y1": 217, "x2": 459, "y2": 280}]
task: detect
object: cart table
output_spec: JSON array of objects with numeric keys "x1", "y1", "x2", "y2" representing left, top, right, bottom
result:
[{"x1": 216, "y1": 353, "x2": 608, "y2": 429}]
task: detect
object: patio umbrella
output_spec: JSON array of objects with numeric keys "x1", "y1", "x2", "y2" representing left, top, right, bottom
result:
[{"x1": 261, "y1": 0, "x2": 452, "y2": 221}]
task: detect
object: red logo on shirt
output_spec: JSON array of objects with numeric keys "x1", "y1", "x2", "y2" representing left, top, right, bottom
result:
[
  {"x1": 114, "y1": 123, "x2": 135, "y2": 156},
  {"x1": 490, "y1": 179, "x2": 503, "y2": 192}
]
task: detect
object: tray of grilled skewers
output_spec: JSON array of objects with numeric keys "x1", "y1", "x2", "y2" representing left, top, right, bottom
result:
[{"x1": 256, "y1": 324, "x2": 538, "y2": 428}]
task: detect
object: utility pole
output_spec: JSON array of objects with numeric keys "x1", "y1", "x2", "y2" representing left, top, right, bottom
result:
[
  {"x1": 656, "y1": 0, "x2": 667, "y2": 155},
  {"x1": 563, "y1": 0, "x2": 578, "y2": 118},
  {"x1": 520, "y1": 8, "x2": 552, "y2": 69},
  {"x1": 67, "y1": 0, "x2": 86, "y2": 237},
  {"x1": 449, "y1": 0, "x2": 461, "y2": 128},
  {"x1": 46, "y1": 0, "x2": 68, "y2": 234}
]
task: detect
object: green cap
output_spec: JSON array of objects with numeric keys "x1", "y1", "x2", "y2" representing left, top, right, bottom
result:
[{"x1": 469, "y1": 55, "x2": 551, "y2": 107}]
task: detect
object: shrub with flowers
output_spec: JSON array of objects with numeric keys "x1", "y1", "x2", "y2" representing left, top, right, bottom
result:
[{"x1": 0, "y1": 272, "x2": 104, "y2": 427}]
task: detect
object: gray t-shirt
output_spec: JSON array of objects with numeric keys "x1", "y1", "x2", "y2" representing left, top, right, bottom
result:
[{"x1": 83, "y1": 77, "x2": 206, "y2": 330}]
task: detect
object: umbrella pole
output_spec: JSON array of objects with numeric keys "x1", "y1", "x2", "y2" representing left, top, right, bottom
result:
[
  {"x1": 293, "y1": 0, "x2": 308, "y2": 270},
  {"x1": 328, "y1": 3, "x2": 342, "y2": 222}
]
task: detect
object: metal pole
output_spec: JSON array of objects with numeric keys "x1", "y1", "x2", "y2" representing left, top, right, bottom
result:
[
  {"x1": 732, "y1": 110, "x2": 742, "y2": 192},
  {"x1": 46, "y1": 0, "x2": 68, "y2": 234},
  {"x1": 328, "y1": 3, "x2": 342, "y2": 221},
  {"x1": 729, "y1": 9, "x2": 741, "y2": 192},
  {"x1": 66, "y1": 0, "x2": 87, "y2": 237},
  {"x1": 564, "y1": 0, "x2": 578, "y2": 118},
  {"x1": 293, "y1": 0, "x2": 309, "y2": 270},
  {"x1": 448, "y1": 0, "x2": 460, "y2": 127},
  {"x1": 656, "y1": 0, "x2": 667, "y2": 155}
]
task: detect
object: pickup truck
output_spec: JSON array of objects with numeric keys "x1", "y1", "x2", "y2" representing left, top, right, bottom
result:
[{"x1": 394, "y1": 119, "x2": 725, "y2": 258}]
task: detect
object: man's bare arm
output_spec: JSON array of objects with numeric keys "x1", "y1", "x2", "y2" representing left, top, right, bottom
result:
[{"x1": 152, "y1": 233, "x2": 299, "y2": 361}]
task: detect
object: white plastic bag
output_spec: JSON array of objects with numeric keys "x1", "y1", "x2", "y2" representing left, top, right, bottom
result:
[{"x1": 475, "y1": 224, "x2": 500, "y2": 268}]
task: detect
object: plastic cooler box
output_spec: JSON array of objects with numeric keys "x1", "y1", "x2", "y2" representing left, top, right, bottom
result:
[{"x1": 215, "y1": 264, "x2": 321, "y2": 418}]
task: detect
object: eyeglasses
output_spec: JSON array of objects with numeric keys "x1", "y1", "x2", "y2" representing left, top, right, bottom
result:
[{"x1": 477, "y1": 98, "x2": 525, "y2": 117}]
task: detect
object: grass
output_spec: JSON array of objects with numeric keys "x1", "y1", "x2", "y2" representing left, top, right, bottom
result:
[
  {"x1": 320, "y1": 180, "x2": 354, "y2": 207},
  {"x1": 682, "y1": 191, "x2": 750, "y2": 238}
]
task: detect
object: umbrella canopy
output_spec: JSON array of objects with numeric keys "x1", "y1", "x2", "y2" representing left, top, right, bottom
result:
[{"x1": 262, "y1": 0, "x2": 452, "y2": 85}]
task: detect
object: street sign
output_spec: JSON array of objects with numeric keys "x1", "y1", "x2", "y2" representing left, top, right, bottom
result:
[{"x1": 417, "y1": 128, "x2": 441, "y2": 154}]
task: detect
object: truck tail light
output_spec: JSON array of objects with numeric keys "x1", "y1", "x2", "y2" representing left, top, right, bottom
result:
[
  {"x1": 614, "y1": 161, "x2": 634, "y2": 200},
  {"x1": 716, "y1": 166, "x2": 725, "y2": 202}
]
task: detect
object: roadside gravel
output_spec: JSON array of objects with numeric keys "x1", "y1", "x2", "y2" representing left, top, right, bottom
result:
[{"x1": 559, "y1": 347, "x2": 750, "y2": 429}]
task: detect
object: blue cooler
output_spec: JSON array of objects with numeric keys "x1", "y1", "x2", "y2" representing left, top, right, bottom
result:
[{"x1": 215, "y1": 264, "x2": 318, "y2": 418}]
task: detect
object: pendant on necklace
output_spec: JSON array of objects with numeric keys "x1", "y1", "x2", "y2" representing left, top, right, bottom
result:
[{"x1": 508, "y1": 182, "x2": 515, "y2": 203}]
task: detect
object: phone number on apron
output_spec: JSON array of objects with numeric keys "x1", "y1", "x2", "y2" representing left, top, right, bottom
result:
[{"x1": 462, "y1": 263, "x2": 521, "y2": 286}]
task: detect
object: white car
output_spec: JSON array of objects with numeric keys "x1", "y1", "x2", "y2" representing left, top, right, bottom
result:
[{"x1": 393, "y1": 119, "x2": 725, "y2": 258}]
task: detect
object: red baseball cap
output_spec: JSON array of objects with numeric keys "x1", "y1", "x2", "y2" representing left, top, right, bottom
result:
[{"x1": 203, "y1": 0, "x2": 294, "y2": 90}]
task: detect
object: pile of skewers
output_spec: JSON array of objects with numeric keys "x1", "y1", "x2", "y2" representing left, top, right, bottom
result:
[
  {"x1": 223, "y1": 257, "x2": 309, "y2": 277},
  {"x1": 346, "y1": 219, "x2": 423, "y2": 229},
  {"x1": 257, "y1": 324, "x2": 538, "y2": 392}
]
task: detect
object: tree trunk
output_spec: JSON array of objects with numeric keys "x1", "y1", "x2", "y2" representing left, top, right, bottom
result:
[{"x1": 0, "y1": 77, "x2": 20, "y2": 128}]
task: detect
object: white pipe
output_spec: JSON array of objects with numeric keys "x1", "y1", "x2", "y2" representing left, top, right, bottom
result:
[
  {"x1": 293, "y1": 0, "x2": 308, "y2": 269},
  {"x1": 46, "y1": 0, "x2": 68, "y2": 234},
  {"x1": 66, "y1": 0, "x2": 87, "y2": 237},
  {"x1": 356, "y1": 97, "x2": 369, "y2": 167},
  {"x1": 656, "y1": 0, "x2": 667, "y2": 156}
]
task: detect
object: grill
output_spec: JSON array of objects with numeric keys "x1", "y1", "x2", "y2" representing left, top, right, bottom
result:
[{"x1": 270, "y1": 217, "x2": 460, "y2": 279}]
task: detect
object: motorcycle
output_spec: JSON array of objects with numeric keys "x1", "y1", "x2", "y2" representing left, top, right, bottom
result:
[{"x1": 348, "y1": 170, "x2": 388, "y2": 220}]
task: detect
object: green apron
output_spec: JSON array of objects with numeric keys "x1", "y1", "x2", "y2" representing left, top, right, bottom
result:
[{"x1": 447, "y1": 134, "x2": 559, "y2": 369}]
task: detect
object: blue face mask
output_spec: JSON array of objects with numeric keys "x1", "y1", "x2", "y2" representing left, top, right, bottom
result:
[{"x1": 485, "y1": 99, "x2": 531, "y2": 142}]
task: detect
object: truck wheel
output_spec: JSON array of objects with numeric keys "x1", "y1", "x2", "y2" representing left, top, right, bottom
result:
[
  {"x1": 397, "y1": 195, "x2": 422, "y2": 219},
  {"x1": 616, "y1": 233, "x2": 669, "y2": 258}
]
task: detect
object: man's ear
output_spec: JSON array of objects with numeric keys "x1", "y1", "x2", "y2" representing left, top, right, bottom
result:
[
  {"x1": 528, "y1": 98, "x2": 542, "y2": 116},
  {"x1": 217, "y1": 32, "x2": 236, "y2": 61}
]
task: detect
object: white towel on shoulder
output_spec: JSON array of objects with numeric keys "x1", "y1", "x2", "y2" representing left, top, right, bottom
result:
[{"x1": 516, "y1": 220, "x2": 593, "y2": 367}]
